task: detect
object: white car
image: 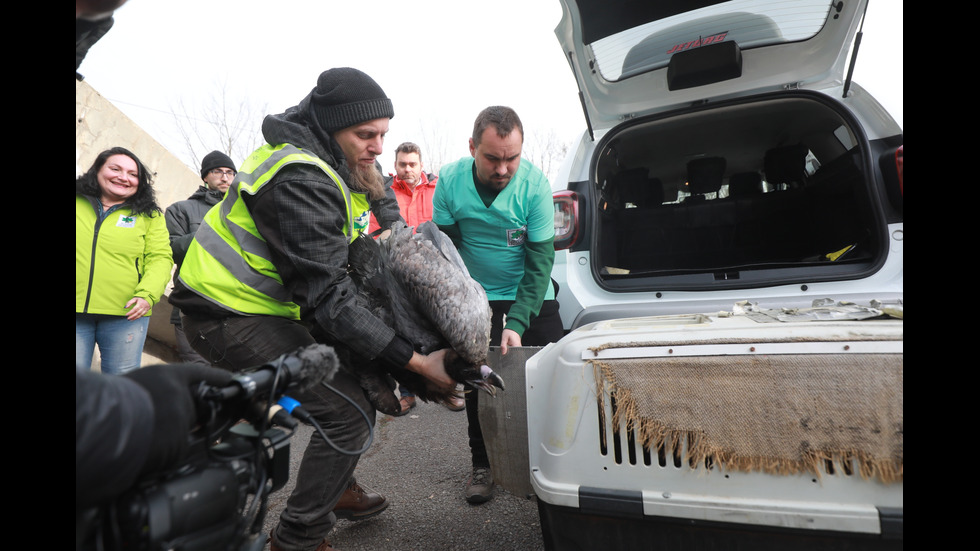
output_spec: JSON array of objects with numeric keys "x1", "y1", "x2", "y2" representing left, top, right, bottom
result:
[
  {"x1": 528, "y1": 1, "x2": 903, "y2": 549},
  {"x1": 551, "y1": 0, "x2": 902, "y2": 329}
]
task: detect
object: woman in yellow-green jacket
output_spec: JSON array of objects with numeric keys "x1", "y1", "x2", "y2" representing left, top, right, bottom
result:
[{"x1": 76, "y1": 147, "x2": 173, "y2": 374}]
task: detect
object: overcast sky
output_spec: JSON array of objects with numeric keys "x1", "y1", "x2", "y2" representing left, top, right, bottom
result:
[{"x1": 79, "y1": 0, "x2": 903, "y2": 174}]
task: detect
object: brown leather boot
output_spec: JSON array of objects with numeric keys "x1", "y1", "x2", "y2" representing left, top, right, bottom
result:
[
  {"x1": 270, "y1": 538, "x2": 336, "y2": 551},
  {"x1": 465, "y1": 466, "x2": 494, "y2": 504},
  {"x1": 332, "y1": 480, "x2": 389, "y2": 521},
  {"x1": 268, "y1": 524, "x2": 336, "y2": 551},
  {"x1": 444, "y1": 395, "x2": 465, "y2": 411},
  {"x1": 393, "y1": 395, "x2": 416, "y2": 417}
]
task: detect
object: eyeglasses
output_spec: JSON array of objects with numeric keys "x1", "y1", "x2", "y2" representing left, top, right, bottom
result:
[{"x1": 209, "y1": 169, "x2": 236, "y2": 177}]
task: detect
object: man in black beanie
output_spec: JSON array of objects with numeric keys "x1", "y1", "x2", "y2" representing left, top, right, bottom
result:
[
  {"x1": 170, "y1": 68, "x2": 455, "y2": 551},
  {"x1": 164, "y1": 150, "x2": 237, "y2": 365}
]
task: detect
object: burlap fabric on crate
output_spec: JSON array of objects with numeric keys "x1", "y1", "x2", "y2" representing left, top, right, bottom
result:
[{"x1": 591, "y1": 353, "x2": 903, "y2": 483}]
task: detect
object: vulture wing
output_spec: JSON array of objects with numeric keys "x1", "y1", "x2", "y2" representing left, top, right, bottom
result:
[
  {"x1": 345, "y1": 223, "x2": 502, "y2": 415},
  {"x1": 382, "y1": 222, "x2": 492, "y2": 365}
]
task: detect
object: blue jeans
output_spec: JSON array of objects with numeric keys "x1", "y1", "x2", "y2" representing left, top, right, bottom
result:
[
  {"x1": 182, "y1": 313, "x2": 375, "y2": 551},
  {"x1": 75, "y1": 313, "x2": 149, "y2": 374}
]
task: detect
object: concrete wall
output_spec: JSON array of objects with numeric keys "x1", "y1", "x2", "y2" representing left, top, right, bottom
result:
[{"x1": 76, "y1": 78, "x2": 202, "y2": 367}]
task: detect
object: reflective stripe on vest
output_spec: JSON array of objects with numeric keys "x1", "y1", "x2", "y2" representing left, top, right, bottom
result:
[{"x1": 179, "y1": 143, "x2": 363, "y2": 318}]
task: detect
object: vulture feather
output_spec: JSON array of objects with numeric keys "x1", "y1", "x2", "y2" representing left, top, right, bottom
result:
[{"x1": 345, "y1": 221, "x2": 501, "y2": 415}]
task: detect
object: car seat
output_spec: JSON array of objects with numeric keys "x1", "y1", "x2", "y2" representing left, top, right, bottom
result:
[
  {"x1": 728, "y1": 171, "x2": 764, "y2": 197},
  {"x1": 612, "y1": 168, "x2": 662, "y2": 208},
  {"x1": 685, "y1": 157, "x2": 726, "y2": 202}
]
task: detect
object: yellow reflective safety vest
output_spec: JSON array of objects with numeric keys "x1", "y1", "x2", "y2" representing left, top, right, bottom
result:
[{"x1": 178, "y1": 143, "x2": 369, "y2": 319}]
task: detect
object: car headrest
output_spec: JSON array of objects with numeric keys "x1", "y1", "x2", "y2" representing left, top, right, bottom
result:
[
  {"x1": 613, "y1": 168, "x2": 662, "y2": 208},
  {"x1": 687, "y1": 157, "x2": 726, "y2": 195},
  {"x1": 764, "y1": 144, "x2": 808, "y2": 186}
]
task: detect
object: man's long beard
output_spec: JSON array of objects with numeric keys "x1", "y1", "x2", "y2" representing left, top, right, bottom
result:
[{"x1": 349, "y1": 163, "x2": 386, "y2": 201}]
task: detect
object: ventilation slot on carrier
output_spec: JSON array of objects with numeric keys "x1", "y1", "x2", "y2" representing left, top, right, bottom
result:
[{"x1": 597, "y1": 392, "x2": 713, "y2": 471}]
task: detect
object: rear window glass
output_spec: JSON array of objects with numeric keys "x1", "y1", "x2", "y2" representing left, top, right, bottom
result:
[{"x1": 590, "y1": 0, "x2": 833, "y2": 81}]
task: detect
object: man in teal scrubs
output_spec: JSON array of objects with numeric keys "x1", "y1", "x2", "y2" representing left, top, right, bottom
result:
[{"x1": 432, "y1": 105, "x2": 563, "y2": 504}]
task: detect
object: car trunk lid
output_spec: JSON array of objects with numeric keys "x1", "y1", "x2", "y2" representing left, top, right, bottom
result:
[{"x1": 556, "y1": 0, "x2": 869, "y2": 135}]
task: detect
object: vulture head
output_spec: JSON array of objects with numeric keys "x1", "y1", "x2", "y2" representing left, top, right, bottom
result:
[{"x1": 444, "y1": 349, "x2": 506, "y2": 397}]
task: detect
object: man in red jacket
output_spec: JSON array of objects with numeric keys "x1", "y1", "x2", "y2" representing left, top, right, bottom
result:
[
  {"x1": 368, "y1": 142, "x2": 465, "y2": 414},
  {"x1": 368, "y1": 142, "x2": 435, "y2": 233}
]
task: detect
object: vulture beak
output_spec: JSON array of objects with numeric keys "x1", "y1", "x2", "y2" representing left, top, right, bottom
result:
[{"x1": 468, "y1": 364, "x2": 506, "y2": 396}]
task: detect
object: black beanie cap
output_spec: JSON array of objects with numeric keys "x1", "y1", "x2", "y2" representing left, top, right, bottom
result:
[
  {"x1": 310, "y1": 67, "x2": 394, "y2": 133},
  {"x1": 200, "y1": 150, "x2": 236, "y2": 180}
]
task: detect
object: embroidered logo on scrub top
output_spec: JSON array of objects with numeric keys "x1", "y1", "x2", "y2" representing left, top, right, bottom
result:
[
  {"x1": 116, "y1": 214, "x2": 136, "y2": 228},
  {"x1": 507, "y1": 225, "x2": 527, "y2": 247}
]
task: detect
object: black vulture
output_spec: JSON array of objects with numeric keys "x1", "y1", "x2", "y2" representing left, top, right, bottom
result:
[{"x1": 346, "y1": 221, "x2": 503, "y2": 415}]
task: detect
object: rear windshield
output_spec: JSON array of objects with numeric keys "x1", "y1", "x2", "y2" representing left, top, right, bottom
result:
[{"x1": 590, "y1": 0, "x2": 833, "y2": 81}]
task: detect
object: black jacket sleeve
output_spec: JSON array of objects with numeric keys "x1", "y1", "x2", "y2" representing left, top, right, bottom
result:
[
  {"x1": 75, "y1": 368, "x2": 154, "y2": 509},
  {"x1": 165, "y1": 203, "x2": 195, "y2": 266}
]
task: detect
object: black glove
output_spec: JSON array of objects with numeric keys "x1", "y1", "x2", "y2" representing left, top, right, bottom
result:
[{"x1": 124, "y1": 363, "x2": 233, "y2": 477}]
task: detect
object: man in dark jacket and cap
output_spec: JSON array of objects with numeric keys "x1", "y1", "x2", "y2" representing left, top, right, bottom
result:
[
  {"x1": 170, "y1": 68, "x2": 455, "y2": 551},
  {"x1": 164, "y1": 150, "x2": 237, "y2": 365}
]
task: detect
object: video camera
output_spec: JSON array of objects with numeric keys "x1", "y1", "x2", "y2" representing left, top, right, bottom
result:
[{"x1": 89, "y1": 344, "x2": 340, "y2": 551}]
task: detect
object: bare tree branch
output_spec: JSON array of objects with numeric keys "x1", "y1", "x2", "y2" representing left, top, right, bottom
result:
[
  {"x1": 169, "y1": 79, "x2": 267, "y2": 172},
  {"x1": 524, "y1": 128, "x2": 571, "y2": 183},
  {"x1": 417, "y1": 117, "x2": 460, "y2": 176}
]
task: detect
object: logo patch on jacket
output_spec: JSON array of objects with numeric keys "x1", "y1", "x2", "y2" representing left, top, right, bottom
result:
[
  {"x1": 354, "y1": 209, "x2": 370, "y2": 232},
  {"x1": 116, "y1": 214, "x2": 136, "y2": 228},
  {"x1": 507, "y1": 226, "x2": 527, "y2": 247}
]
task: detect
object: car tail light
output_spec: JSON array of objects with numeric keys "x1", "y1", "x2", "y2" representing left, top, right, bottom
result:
[
  {"x1": 553, "y1": 190, "x2": 580, "y2": 251},
  {"x1": 879, "y1": 145, "x2": 903, "y2": 214},
  {"x1": 894, "y1": 145, "x2": 903, "y2": 196}
]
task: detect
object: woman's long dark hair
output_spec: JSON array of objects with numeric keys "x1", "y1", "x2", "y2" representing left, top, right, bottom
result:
[{"x1": 75, "y1": 147, "x2": 161, "y2": 216}]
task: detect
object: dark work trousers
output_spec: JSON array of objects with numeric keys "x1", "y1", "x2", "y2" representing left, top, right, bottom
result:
[
  {"x1": 173, "y1": 323, "x2": 210, "y2": 365},
  {"x1": 465, "y1": 299, "x2": 564, "y2": 468},
  {"x1": 181, "y1": 314, "x2": 375, "y2": 551}
]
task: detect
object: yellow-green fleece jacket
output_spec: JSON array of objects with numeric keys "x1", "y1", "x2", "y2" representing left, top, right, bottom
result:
[{"x1": 76, "y1": 195, "x2": 173, "y2": 316}]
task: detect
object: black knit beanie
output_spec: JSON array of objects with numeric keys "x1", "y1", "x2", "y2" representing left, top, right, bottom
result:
[
  {"x1": 200, "y1": 150, "x2": 236, "y2": 180},
  {"x1": 310, "y1": 68, "x2": 394, "y2": 133}
]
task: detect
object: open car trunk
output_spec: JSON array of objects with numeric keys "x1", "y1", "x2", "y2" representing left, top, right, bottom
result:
[{"x1": 581, "y1": 91, "x2": 889, "y2": 292}]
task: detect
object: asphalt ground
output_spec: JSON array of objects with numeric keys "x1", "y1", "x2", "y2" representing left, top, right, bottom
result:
[{"x1": 260, "y1": 395, "x2": 547, "y2": 551}]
